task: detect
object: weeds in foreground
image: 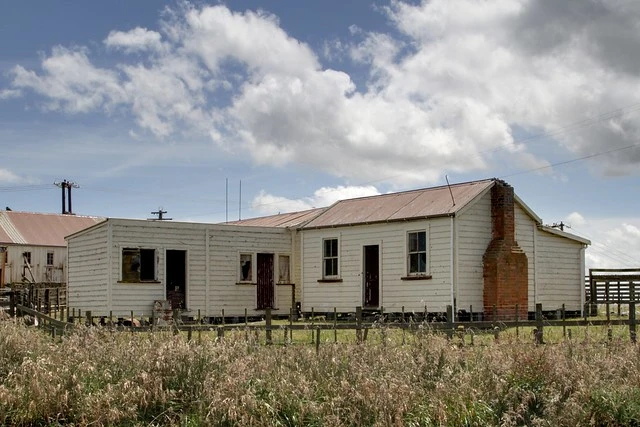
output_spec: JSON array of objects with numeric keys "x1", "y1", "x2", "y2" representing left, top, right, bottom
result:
[{"x1": 1, "y1": 319, "x2": 640, "y2": 426}]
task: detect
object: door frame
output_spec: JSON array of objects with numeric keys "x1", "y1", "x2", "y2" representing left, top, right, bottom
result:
[
  {"x1": 362, "y1": 244, "x2": 380, "y2": 308},
  {"x1": 165, "y1": 249, "x2": 188, "y2": 310},
  {"x1": 256, "y1": 252, "x2": 275, "y2": 310}
]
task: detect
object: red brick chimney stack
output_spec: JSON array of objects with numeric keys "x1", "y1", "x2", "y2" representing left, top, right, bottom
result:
[{"x1": 483, "y1": 180, "x2": 528, "y2": 320}]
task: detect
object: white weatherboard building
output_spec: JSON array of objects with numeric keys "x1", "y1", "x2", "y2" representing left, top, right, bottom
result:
[
  {"x1": 65, "y1": 179, "x2": 590, "y2": 320},
  {"x1": 66, "y1": 219, "x2": 303, "y2": 319}
]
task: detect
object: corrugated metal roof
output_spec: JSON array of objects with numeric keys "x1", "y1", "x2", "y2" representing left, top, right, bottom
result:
[
  {"x1": 0, "y1": 211, "x2": 104, "y2": 247},
  {"x1": 302, "y1": 179, "x2": 495, "y2": 229},
  {"x1": 224, "y1": 208, "x2": 325, "y2": 228}
]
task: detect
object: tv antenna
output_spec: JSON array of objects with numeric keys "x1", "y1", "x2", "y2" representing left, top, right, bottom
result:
[{"x1": 149, "y1": 207, "x2": 172, "y2": 221}]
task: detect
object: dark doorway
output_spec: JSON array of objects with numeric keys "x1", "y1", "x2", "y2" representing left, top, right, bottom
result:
[
  {"x1": 166, "y1": 250, "x2": 187, "y2": 310},
  {"x1": 363, "y1": 245, "x2": 380, "y2": 308},
  {"x1": 257, "y1": 253, "x2": 274, "y2": 310}
]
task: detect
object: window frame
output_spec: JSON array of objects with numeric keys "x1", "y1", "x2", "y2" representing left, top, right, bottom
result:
[
  {"x1": 46, "y1": 251, "x2": 54, "y2": 266},
  {"x1": 322, "y1": 238, "x2": 340, "y2": 279},
  {"x1": 121, "y1": 247, "x2": 157, "y2": 283},
  {"x1": 238, "y1": 252, "x2": 256, "y2": 283},
  {"x1": 406, "y1": 230, "x2": 428, "y2": 276},
  {"x1": 277, "y1": 254, "x2": 291, "y2": 284}
]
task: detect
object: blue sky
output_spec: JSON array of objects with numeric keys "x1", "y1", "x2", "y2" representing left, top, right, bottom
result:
[{"x1": 1, "y1": 0, "x2": 640, "y2": 269}]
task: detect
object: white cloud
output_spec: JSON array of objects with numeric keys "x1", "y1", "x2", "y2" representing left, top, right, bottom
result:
[
  {"x1": 0, "y1": 89, "x2": 21, "y2": 99},
  {"x1": 6, "y1": 1, "x2": 640, "y2": 187},
  {"x1": 565, "y1": 212, "x2": 587, "y2": 228},
  {"x1": 0, "y1": 169, "x2": 21, "y2": 183},
  {"x1": 104, "y1": 27, "x2": 164, "y2": 53},
  {"x1": 252, "y1": 185, "x2": 380, "y2": 215},
  {"x1": 569, "y1": 216, "x2": 640, "y2": 270}
]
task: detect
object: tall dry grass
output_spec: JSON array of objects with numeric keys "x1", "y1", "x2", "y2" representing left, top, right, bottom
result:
[{"x1": 1, "y1": 318, "x2": 640, "y2": 426}]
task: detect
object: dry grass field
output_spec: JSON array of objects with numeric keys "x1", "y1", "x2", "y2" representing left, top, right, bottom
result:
[{"x1": 1, "y1": 318, "x2": 640, "y2": 426}]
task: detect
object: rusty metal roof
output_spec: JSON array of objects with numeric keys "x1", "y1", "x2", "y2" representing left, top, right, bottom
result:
[
  {"x1": 224, "y1": 208, "x2": 325, "y2": 228},
  {"x1": 302, "y1": 179, "x2": 495, "y2": 229},
  {"x1": 0, "y1": 211, "x2": 104, "y2": 247}
]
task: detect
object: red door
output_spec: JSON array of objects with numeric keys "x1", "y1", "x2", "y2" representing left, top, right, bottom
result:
[{"x1": 257, "y1": 253, "x2": 274, "y2": 309}]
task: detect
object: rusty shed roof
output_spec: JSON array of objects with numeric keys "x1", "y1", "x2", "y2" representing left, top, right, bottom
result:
[
  {"x1": 224, "y1": 208, "x2": 325, "y2": 228},
  {"x1": 0, "y1": 211, "x2": 104, "y2": 247},
  {"x1": 301, "y1": 179, "x2": 495, "y2": 229}
]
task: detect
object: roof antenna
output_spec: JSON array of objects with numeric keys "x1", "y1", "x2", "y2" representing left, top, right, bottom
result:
[
  {"x1": 149, "y1": 207, "x2": 172, "y2": 221},
  {"x1": 445, "y1": 175, "x2": 456, "y2": 207}
]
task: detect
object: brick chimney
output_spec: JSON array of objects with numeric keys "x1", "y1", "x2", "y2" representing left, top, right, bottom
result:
[{"x1": 483, "y1": 180, "x2": 528, "y2": 320}]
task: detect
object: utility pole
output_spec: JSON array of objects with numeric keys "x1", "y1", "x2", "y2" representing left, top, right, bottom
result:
[{"x1": 54, "y1": 180, "x2": 79, "y2": 214}]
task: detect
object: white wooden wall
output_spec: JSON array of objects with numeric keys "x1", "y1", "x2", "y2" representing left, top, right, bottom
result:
[
  {"x1": 455, "y1": 191, "x2": 492, "y2": 312},
  {"x1": 301, "y1": 217, "x2": 453, "y2": 314},
  {"x1": 2, "y1": 245, "x2": 67, "y2": 285},
  {"x1": 67, "y1": 224, "x2": 109, "y2": 313},
  {"x1": 67, "y1": 219, "x2": 294, "y2": 318},
  {"x1": 535, "y1": 230, "x2": 584, "y2": 311}
]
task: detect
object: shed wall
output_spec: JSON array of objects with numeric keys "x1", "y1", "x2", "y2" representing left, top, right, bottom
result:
[
  {"x1": 535, "y1": 230, "x2": 584, "y2": 311},
  {"x1": 301, "y1": 217, "x2": 453, "y2": 314},
  {"x1": 67, "y1": 224, "x2": 109, "y2": 313}
]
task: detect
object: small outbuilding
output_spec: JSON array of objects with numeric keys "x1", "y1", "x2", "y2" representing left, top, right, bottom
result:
[{"x1": 65, "y1": 217, "x2": 314, "y2": 319}]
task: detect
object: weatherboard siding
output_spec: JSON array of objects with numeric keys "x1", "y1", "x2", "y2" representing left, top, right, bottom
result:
[
  {"x1": 67, "y1": 219, "x2": 294, "y2": 318},
  {"x1": 514, "y1": 204, "x2": 537, "y2": 311},
  {"x1": 535, "y1": 230, "x2": 583, "y2": 311},
  {"x1": 67, "y1": 224, "x2": 109, "y2": 314},
  {"x1": 455, "y1": 191, "x2": 492, "y2": 312},
  {"x1": 208, "y1": 226, "x2": 291, "y2": 316},
  {"x1": 301, "y1": 217, "x2": 454, "y2": 314}
]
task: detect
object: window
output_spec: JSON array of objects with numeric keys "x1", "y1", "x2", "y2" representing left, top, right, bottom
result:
[
  {"x1": 323, "y1": 238, "x2": 339, "y2": 278},
  {"x1": 122, "y1": 248, "x2": 156, "y2": 282},
  {"x1": 46, "y1": 252, "x2": 54, "y2": 266},
  {"x1": 23, "y1": 251, "x2": 31, "y2": 265},
  {"x1": 239, "y1": 253, "x2": 253, "y2": 282},
  {"x1": 278, "y1": 255, "x2": 290, "y2": 283},
  {"x1": 407, "y1": 231, "x2": 427, "y2": 275}
]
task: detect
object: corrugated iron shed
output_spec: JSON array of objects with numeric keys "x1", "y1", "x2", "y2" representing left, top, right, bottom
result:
[
  {"x1": 0, "y1": 211, "x2": 104, "y2": 247},
  {"x1": 302, "y1": 179, "x2": 495, "y2": 229},
  {"x1": 224, "y1": 208, "x2": 325, "y2": 228}
]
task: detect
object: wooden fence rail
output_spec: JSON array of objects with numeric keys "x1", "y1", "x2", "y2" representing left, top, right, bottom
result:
[{"x1": 9, "y1": 302, "x2": 639, "y2": 346}]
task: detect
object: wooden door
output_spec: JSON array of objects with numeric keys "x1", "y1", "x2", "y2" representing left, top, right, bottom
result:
[
  {"x1": 363, "y1": 245, "x2": 379, "y2": 308},
  {"x1": 166, "y1": 250, "x2": 187, "y2": 310},
  {"x1": 257, "y1": 253, "x2": 274, "y2": 309}
]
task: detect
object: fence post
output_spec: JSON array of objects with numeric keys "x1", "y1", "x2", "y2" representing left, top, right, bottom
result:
[
  {"x1": 315, "y1": 327, "x2": 321, "y2": 354},
  {"x1": 630, "y1": 285, "x2": 637, "y2": 343},
  {"x1": 85, "y1": 310, "x2": 92, "y2": 326},
  {"x1": 289, "y1": 308, "x2": 294, "y2": 343},
  {"x1": 310, "y1": 307, "x2": 315, "y2": 343},
  {"x1": 265, "y1": 307, "x2": 272, "y2": 345},
  {"x1": 334, "y1": 307, "x2": 338, "y2": 343},
  {"x1": 515, "y1": 304, "x2": 519, "y2": 338},
  {"x1": 356, "y1": 306, "x2": 362, "y2": 343},
  {"x1": 562, "y1": 304, "x2": 566, "y2": 338},
  {"x1": 446, "y1": 305, "x2": 454, "y2": 339},
  {"x1": 9, "y1": 290, "x2": 15, "y2": 317},
  {"x1": 402, "y1": 305, "x2": 406, "y2": 345},
  {"x1": 535, "y1": 303, "x2": 544, "y2": 344}
]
